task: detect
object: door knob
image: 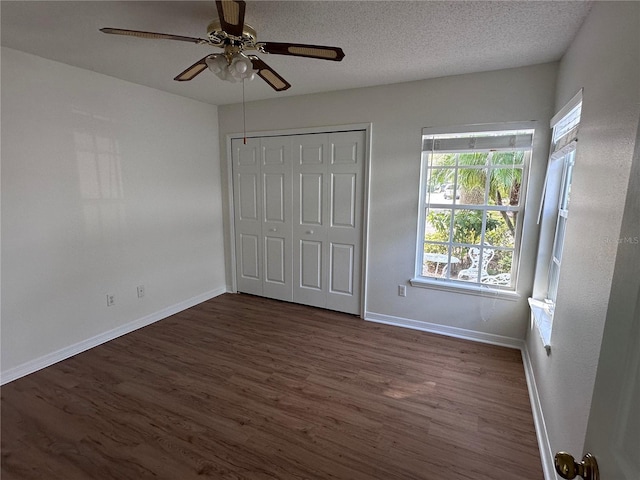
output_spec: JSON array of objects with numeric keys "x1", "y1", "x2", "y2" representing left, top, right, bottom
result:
[
  {"x1": 306, "y1": 230, "x2": 314, "y2": 234},
  {"x1": 269, "y1": 228, "x2": 277, "y2": 232},
  {"x1": 554, "y1": 452, "x2": 599, "y2": 480}
]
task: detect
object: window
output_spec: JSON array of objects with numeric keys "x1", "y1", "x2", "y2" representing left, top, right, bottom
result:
[
  {"x1": 543, "y1": 99, "x2": 582, "y2": 307},
  {"x1": 529, "y1": 91, "x2": 582, "y2": 350},
  {"x1": 414, "y1": 125, "x2": 534, "y2": 293}
]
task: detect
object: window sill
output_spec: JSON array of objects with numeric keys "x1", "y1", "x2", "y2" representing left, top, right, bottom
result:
[
  {"x1": 528, "y1": 298, "x2": 553, "y2": 353},
  {"x1": 410, "y1": 277, "x2": 521, "y2": 301}
]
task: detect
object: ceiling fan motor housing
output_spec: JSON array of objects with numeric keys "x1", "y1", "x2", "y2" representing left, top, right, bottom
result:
[{"x1": 207, "y1": 19, "x2": 257, "y2": 46}]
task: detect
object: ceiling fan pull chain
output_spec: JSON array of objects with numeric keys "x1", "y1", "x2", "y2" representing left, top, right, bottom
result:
[{"x1": 242, "y1": 78, "x2": 247, "y2": 145}]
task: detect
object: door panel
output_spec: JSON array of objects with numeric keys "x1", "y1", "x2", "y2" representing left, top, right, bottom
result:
[
  {"x1": 300, "y1": 141, "x2": 325, "y2": 165},
  {"x1": 263, "y1": 142, "x2": 287, "y2": 166},
  {"x1": 264, "y1": 173, "x2": 285, "y2": 223},
  {"x1": 237, "y1": 173, "x2": 259, "y2": 221},
  {"x1": 331, "y1": 173, "x2": 356, "y2": 228},
  {"x1": 300, "y1": 240, "x2": 323, "y2": 290},
  {"x1": 330, "y1": 243, "x2": 354, "y2": 295},
  {"x1": 300, "y1": 174, "x2": 323, "y2": 225},
  {"x1": 332, "y1": 142, "x2": 358, "y2": 165},
  {"x1": 238, "y1": 142, "x2": 259, "y2": 166},
  {"x1": 239, "y1": 234, "x2": 260, "y2": 279},
  {"x1": 264, "y1": 236, "x2": 286, "y2": 284}
]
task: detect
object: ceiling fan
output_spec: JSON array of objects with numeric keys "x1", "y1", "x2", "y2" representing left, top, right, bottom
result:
[{"x1": 100, "y1": 0, "x2": 345, "y2": 92}]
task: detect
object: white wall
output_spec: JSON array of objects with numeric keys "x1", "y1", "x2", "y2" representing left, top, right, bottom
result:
[
  {"x1": 525, "y1": 1, "x2": 640, "y2": 471},
  {"x1": 219, "y1": 63, "x2": 557, "y2": 343},
  {"x1": 1, "y1": 48, "x2": 226, "y2": 380}
]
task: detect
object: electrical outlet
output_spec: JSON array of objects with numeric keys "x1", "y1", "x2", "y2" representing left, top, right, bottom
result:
[
  {"x1": 398, "y1": 285, "x2": 407, "y2": 297},
  {"x1": 137, "y1": 285, "x2": 145, "y2": 298},
  {"x1": 106, "y1": 294, "x2": 115, "y2": 306}
]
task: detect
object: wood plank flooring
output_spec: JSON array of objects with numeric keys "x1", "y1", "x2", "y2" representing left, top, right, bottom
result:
[{"x1": 1, "y1": 294, "x2": 543, "y2": 479}]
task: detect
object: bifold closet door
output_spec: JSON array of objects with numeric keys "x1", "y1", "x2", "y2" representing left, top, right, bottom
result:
[
  {"x1": 232, "y1": 137, "x2": 293, "y2": 302},
  {"x1": 261, "y1": 136, "x2": 292, "y2": 301},
  {"x1": 293, "y1": 131, "x2": 365, "y2": 315},
  {"x1": 232, "y1": 138, "x2": 262, "y2": 296},
  {"x1": 232, "y1": 130, "x2": 364, "y2": 314}
]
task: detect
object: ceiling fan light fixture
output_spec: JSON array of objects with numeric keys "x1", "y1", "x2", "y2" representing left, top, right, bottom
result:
[
  {"x1": 206, "y1": 54, "x2": 227, "y2": 76},
  {"x1": 206, "y1": 53, "x2": 256, "y2": 83},
  {"x1": 229, "y1": 56, "x2": 256, "y2": 81}
]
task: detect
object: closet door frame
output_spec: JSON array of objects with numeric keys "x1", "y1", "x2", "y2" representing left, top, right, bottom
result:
[{"x1": 226, "y1": 123, "x2": 372, "y2": 317}]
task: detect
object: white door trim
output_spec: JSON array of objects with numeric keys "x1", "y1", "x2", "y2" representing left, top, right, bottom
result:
[{"x1": 225, "y1": 123, "x2": 372, "y2": 318}]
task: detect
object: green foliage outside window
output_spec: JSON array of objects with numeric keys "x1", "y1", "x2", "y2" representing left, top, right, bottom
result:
[{"x1": 425, "y1": 210, "x2": 513, "y2": 274}]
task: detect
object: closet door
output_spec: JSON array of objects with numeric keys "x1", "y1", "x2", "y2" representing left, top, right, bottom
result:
[
  {"x1": 261, "y1": 136, "x2": 293, "y2": 301},
  {"x1": 233, "y1": 130, "x2": 365, "y2": 314},
  {"x1": 326, "y1": 131, "x2": 364, "y2": 314},
  {"x1": 293, "y1": 134, "x2": 330, "y2": 309},
  {"x1": 232, "y1": 138, "x2": 263, "y2": 296},
  {"x1": 292, "y1": 131, "x2": 365, "y2": 314}
]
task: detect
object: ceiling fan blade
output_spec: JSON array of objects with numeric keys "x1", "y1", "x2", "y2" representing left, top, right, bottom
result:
[
  {"x1": 248, "y1": 56, "x2": 291, "y2": 91},
  {"x1": 259, "y1": 42, "x2": 345, "y2": 61},
  {"x1": 100, "y1": 27, "x2": 207, "y2": 44},
  {"x1": 174, "y1": 56, "x2": 212, "y2": 82},
  {"x1": 215, "y1": 0, "x2": 246, "y2": 37}
]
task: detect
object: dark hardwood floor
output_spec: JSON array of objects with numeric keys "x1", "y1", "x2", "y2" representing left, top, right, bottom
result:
[{"x1": 1, "y1": 293, "x2": 543, "y2": 479}]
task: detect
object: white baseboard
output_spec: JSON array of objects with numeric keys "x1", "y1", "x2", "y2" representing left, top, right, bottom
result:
[
  {"x1": 1, "y1": 287, "x2": 227, "y2": 385},
  {"x1": 521, "y1": 346, "x2": 558, "y2": 480},
  {"x1": 364, "y1": 311, "x2": 524, "y2": 349}
]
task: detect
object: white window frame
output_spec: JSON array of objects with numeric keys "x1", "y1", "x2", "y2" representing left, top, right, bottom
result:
[
  {"x1": 529, "y1": 91, "x2": 582, "y2": 350},
  {"x1": 411, "y1": 122, "x2": 535, "y2": 298},
  {"x1": 547, "y1": 147, "x2": 576, "y2": 303}
]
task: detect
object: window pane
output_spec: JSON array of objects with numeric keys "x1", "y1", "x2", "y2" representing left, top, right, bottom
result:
[
  {"x1": 491, "y1": 167, "x2": 523, "y2": 206},
  {"x1": 452, "y1": 209, "x2": 484, "y2": 245},
  {"x1": 548, "y1": 260, "x2": 560, "y2": 302},
  {"x1": 553, "y1": 217, "x2": 567, "y2": 260},
  {"x1": 425, "y1": 208, "x2": 452, "y2": 243},
  {"x1": 456, "y1": 245, "x2": 490, "y2": 284},
  {"x1": 458, "y1": 152, "x2": 489, "y2": 166},
  {"x1": 560, "y1": 157, "x2": 575, "y2": 209},
  {"x1": 423, "y1": 243, "x2": 451, "y2": 278},
  {"x1": 491, "y1": 151, "x2": 525, "y2": 166},
  {"x1": 482, "y1": 250, "x2": 514, "y2": 287},
  {"x1": 430, "y1": 153, "x2": 456, "y2": 167},
  {"x1": 485, "y1": 210, "x2": 516, "y2": 248},
  {"x1": 427, "y1": 167, "x2": 455, "y2": 195},
  {"x1": 457, "y1": 167, "x2": 486, "y2": 205}
]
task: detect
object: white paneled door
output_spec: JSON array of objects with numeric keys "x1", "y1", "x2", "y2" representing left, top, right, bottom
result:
[
  {"x1": 232, "y1": 130, "x2": 365, "y2": 315},
  {"x1": 232, "y1": 136, "x2": 293, "y2": 302},
  {"x1": 232, "y1": 138, "x2": 263, "y2": 297}
]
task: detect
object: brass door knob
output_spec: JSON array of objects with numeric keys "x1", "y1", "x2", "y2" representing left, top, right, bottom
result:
[{"x1": 554, "y1": 452, "x2": 599, "y2": 480}]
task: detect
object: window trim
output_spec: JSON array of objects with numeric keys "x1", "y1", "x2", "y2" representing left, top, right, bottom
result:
[{"x1": 413, "y1": 122, "x2": 535, "y2": 295}]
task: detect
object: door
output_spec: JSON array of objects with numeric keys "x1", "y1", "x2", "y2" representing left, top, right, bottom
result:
[
  {"x1": 232, "y1": 136, "x2": 293, "y2": 302},
  {"x1": 232, "y1": 138, "x2": 263, "y2": 296},
  {"x1": 581, "y1": 284, "x2": 640, "y2": 479},
  {"x1": 261, "y1": 136, "x2": 293, "y2": 301},
  {"x1": 232, "y1": 129, "x2": 366, "y2": 315},
  {"x1": 293, "y1": 131, "x2": 364, "y2": 314}
]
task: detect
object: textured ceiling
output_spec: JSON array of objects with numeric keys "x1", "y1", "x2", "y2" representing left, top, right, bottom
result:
[{"x1": 1, "y1": 1, "x2": 592, "y2": 106}]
